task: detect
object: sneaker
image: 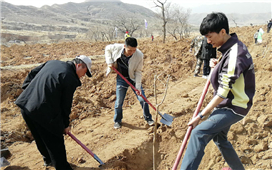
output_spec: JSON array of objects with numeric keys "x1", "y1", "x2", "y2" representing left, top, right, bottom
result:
[
  {"x1": 0, "y1": 157, "x2": 10, "y2": 167},
  {"x1": 147, "y1": 120, "x2": 155, "y2": 126},
  {"x1": 114, "y1": 122, "x2": 121, "y2": 129},
  {"x1": 194, "y1": 74, "x2": 198, "y2": 77},
  {"x1": 202, "y1": 75, "x2": 208, "y2": 79}
]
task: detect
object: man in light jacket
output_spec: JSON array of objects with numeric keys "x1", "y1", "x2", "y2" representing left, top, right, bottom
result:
[{"x1": 105, "y1": 37, "x2": 154, "y2": 129}]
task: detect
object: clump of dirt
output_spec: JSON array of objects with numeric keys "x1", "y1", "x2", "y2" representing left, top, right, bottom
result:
[{"x1": 1, "y1": 25, "x2": 272, "y2": 170}]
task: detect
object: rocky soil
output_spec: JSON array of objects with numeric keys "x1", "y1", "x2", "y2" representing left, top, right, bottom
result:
[{"x1": 1, "y1": 25, "x2": 272, "y2": 170}]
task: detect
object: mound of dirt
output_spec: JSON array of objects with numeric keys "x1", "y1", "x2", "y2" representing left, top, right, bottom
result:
[{"x1": 1, "y1": 25, "x2": 271, "y2": 170}]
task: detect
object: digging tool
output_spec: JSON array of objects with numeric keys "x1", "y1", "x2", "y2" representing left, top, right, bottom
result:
[
  {"x1": 172, "y1": 78, "x2": 211, "y2": 170},
  {"x1": 67, "y1": 132, "x2": 105, "y2": 167},
  {"x1": 111, "y1": 66, "x2": 173, "y2": 126}
]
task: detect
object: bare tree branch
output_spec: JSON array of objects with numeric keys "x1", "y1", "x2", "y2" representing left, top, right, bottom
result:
[
  {"x1": 167, "y1": 5, "x2": 191, "y2": 40},
  {"x1": 153, "y1": 74, "x2": 170, "y2": 170},
  {"x1": 153, "y1": 0, "x2": 169, "y2": 43},
  {"x1": 113, "y1": 15, "x2": 142, "y2": 36}
]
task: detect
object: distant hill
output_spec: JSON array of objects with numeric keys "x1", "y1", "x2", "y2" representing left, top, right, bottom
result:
[
  {"x1": 188, "y1": 2, "x2": 271, "y2": 27},
  {"x1": 2, "y1": 1, "x2": 271, "y2": 31},
  {"x1": 1, "y1": 1, "x2": 158, "y2": 30},
  {"x1": 1, "y1": 1, "x2": 270, "y2": 44},
  {"x1": 190, "y1": 2, "x2": 271, "y2": 14},
  {"x1": 189, "y1": 13, "x2": 270, "y2": 27}
]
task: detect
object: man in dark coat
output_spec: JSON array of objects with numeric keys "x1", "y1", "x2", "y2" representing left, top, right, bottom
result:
[
  {"x1": 267, "y1": 19, "x2": 272, "y2": 33},
  {"x1": 15, "y1": 55, "x2": 92, "y2": 170},
  {"x1": 201, "y1": 37, "x2": 217, "y2": 78}
]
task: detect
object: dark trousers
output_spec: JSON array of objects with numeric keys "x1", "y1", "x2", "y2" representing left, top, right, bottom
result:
[
  {"x1": 203, "y1": 59, "x2": 211, "y2": 76},
  {"x1": 21, "y1": 109, "x2": 73, "y2": 170}
]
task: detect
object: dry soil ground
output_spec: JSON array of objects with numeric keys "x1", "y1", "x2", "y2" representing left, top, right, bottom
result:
[{"x1": 1, "y1": 25, "x2": 272, "y2": 170}]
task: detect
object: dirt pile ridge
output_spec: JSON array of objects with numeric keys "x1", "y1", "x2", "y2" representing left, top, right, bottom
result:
[{"x1": 1, "y1": 25, "x2": 272, "y2": 170}]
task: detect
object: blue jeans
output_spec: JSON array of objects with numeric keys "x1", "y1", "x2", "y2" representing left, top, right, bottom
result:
[
  {"x1": 180, "y1": 108, "x2": 245, "y2": 170},
  {"x1": 114, "y1": 75, "x2": 152, "y2": 123}
]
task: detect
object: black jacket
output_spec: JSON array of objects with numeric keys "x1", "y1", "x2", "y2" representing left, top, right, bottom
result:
[
  {"x1": 15, "y1": 60, "x2": 81, "y2": 136},
  {"x1": 200, "y1": 37, "x2": 217, "y2": 60}
]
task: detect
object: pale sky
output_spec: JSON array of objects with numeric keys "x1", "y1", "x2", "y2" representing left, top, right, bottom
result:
[
  {"x1": 1, "y1": 0, "x2": 272, "y2": 12},
  {"x1": 1, "y1": 0, "x2": 269, "y2": 8},
  {"x1": 1, "y1": 0, "x2": 197, "y2": 8}
]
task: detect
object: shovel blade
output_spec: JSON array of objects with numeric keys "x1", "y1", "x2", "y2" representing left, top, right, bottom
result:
[{"x1": 160, "y1": 113, "x2": 174, "y2": 126}]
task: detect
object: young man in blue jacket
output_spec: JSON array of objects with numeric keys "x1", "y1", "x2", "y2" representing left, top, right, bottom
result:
[
  {"x1": 15, "y1": 55, "x2": 92, "y2": 170},
  {"x1": 105, "y1": 37, "x2": 154, "y2": 129},
  {"x1": 180, "y1": 12, "x2": 255, "y2": 170}
]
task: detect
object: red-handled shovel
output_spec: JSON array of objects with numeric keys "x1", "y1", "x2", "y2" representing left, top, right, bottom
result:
[
  {"x1": 67, "y1": 132, "x2": 105, "y2": 167},
  {"x1": 111, "y1": 66, "x2": 173, "y2": 126},
  {"x1": 172, "y1": 78, "x2": 211, "y2": 170}
]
